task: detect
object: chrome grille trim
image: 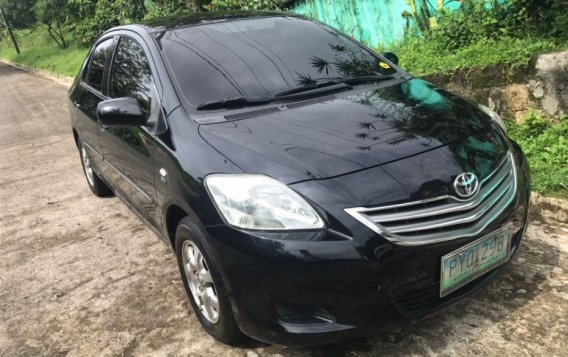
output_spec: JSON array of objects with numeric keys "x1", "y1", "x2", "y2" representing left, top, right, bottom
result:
[{"x1": 345, "y1": 152, "x2": 517, "y2": 246}]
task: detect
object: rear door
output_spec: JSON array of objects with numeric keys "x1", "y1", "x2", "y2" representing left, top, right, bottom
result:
[{"x1": 99, "y1": 35, "x2": 161, "y2": 228}]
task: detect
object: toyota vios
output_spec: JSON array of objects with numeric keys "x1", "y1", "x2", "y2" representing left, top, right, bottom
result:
[{"x1": 69, "y1": 12, "x2": 530, "y2": 345}]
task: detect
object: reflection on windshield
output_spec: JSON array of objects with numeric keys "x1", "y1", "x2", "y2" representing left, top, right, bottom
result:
[{"x1": 162, "y1": 16, "x2": 396, "y2": 107}]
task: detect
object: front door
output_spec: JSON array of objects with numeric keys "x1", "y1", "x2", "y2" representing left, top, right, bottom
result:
[
  {"x1": 73, "y1": 37, "x2": 115, "y2": 171},
  {"x1": 99, "y1": 35, "x2": 161, "y2": 228}
]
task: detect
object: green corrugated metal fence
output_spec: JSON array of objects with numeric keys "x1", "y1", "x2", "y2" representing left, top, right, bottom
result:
[{"x1": 293, "y1": 0, "x2": 463, "y2": 48}]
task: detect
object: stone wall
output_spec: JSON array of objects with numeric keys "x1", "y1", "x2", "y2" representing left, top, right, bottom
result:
[{"x1": 425, "y1": 51, "x2": 568, "y2": 122}]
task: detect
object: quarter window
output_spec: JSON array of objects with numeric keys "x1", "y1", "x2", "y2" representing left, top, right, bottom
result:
[
  {"x1": 84, "y1": 39, "x2": 113, "y2": 92},
  {"x1": 109, "y1": 37, "x2": 154, "y2": 117}
]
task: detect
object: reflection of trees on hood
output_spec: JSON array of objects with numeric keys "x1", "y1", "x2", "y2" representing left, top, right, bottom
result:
[
  {"x1": 350, "y1": 78, "x2": 502, "y2": 176},
  {"x1": 351, "y1": 79, "x2": 486, "y2": 150}
]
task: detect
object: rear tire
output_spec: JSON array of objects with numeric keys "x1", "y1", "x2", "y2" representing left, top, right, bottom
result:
[
  {"x1": 78, "y1": 140, "x2": 112, "y2": 197},
  {"x1": 175, "y1": 216, "x2": 242, "y2": 344}
]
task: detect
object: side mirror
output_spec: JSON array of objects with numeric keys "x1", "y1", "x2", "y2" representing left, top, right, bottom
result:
[
  {"x1": 383, "y1": 52, "x2": 399, "y2": 66},
  {"x1": 97, "y1": 97, "x2": 147, "y2": 127}
]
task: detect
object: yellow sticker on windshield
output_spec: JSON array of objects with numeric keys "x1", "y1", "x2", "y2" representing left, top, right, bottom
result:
[{"x1": 379, "y1": 61, "x2": 391, "y2": 69}]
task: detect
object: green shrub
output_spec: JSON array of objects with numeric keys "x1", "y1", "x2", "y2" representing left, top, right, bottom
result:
[
  {"x1": 507, "y1": 111, "x2": 568, "y2": 197},
  {"x1": 74, "y1": 0, "x2": 146, "y2": 45},
  {"x1": 431, "y1": 0, "x2": 528, "y2": 52},
  {"x1": 379, "y1": 0, "x2": 568, "y2": 76}
]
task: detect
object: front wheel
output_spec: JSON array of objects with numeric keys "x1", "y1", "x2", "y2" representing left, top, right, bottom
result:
[
  {"x1": 175, "y1": 216, "x2": 242, "y2": 344},
  {"x1": 78, "y1": 140, "x2": 112, "y2": 197}
]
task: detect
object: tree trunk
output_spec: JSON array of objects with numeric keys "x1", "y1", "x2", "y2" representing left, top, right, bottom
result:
[
  {"x1": 55, "y1": 17, "x2": 66, "y2": 49},
  {"x1": 0, "y1": 7, "x2": 20, "y2": 54},
  {"x1": 46, "y1": 22, "x2": 64, "y2": 49}
]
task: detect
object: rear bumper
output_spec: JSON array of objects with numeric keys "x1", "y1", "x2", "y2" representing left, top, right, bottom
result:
[{"x1": 204, "y1": 146, "x2": 531, "y2": 346}]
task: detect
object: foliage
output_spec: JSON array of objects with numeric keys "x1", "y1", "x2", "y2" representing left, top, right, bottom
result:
[
  {"x1": 419, "y1": 0, "x2": 568, "y2": 53},
  {"x1": 430, "y1": 0, "x2": 529, "y2": 52},
  {"x1": 509, "y1": 0, "x2": 568, "y2": 39},
  {"x1": 74, "y1": 0, "x2": 146, "y2": 45},
  {"x1": 66, "y1": 0, "x2": 97, "y2": 25},
  {"x1": 0, "y1": 0, "x2": 37, "y2": 29},
  {"x1": 380, "y1": 0, "x2": 568, "y2": 76},
  {"x1": 144, "y1": 0, "x2": 189, "y2": 19},
  {"x1": 507, "y1": 111, "x2": 568, "y2": 197},
  {"x1": 35, "y1": 0, "x2": 68, "y2": 48},
  {"x1": 206, "y1": 0, "x2": 282, "y2": 11}
]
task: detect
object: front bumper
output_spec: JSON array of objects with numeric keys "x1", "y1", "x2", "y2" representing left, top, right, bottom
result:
[{"x1": 204, "y1": 147, "x2": 531, "y2": 346}]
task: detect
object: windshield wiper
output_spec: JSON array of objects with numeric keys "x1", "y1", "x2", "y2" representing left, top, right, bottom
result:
[
  {"x1": 196, "y1": 96, "x2": 272, "y2": 111},
  {"x1": 273, "y1": 80, "x2": 346, "y2": 97},
  {"x1": 197, "y1": 75, "x2": 397, "y2": 111},
  {"x1": 273, "y1": 75, "x2": 396, "y2": 98},
  {"x1": 197, "y1": 83, "x2": 351, "y2": 111}
]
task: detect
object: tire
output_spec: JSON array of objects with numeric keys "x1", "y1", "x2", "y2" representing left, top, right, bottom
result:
[
  {"x1": 175, "y1": 216, "x2": 242, "y2": 344},
  {"x1": 78, "y1": 140, "x2": 112, "y2": 197}
]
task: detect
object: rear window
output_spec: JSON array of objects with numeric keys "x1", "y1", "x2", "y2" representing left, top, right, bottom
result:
[
  {"x1": 162, "y1": 16, "x2": 397, "y2": 108},
  {"x1": 84, "y1": 38, "x2": 114, "y2": 92}
]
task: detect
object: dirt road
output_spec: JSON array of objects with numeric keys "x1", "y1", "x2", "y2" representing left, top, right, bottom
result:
[{"x1": 0, "y1": 61, "x2": 567, "y2": 356}]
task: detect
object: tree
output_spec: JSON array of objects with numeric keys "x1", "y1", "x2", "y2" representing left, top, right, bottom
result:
[
  {"x1": 66, "y1": 0, "x2": 97, "y2": 27},
  {"x1": 35, "y1": 0, "x2": 68, "y2": 48},
  {"x1": 74, "y1": 0, "x2": 146, "y2": 45},
  {"x1": 0, "y1": 6, "x2": 20, "y2": 53},
  {"x1": 0, "y1": 0, "x2": 36, "y2": 29}
]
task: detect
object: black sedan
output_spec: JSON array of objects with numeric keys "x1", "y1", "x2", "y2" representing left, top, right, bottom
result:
[{"x1": 68, "y1": 12, "x2": 531, "y2": 346}]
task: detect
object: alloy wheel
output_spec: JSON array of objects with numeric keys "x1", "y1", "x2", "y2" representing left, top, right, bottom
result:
[
  {"x1": 81, "y1": 146, "x2": 95, "y2": 187},
  {"x1": 181, "y1": 240, "x2": 220, "y2": 324}
]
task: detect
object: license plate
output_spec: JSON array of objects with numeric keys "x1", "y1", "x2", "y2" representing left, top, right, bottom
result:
[{"x1": 440, "y1": 227, "x2": 511, "y2": 297}]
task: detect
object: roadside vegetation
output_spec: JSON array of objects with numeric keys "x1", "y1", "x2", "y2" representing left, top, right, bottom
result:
[
  {"x1": 0, "y1": 0, "x2": 566, "y2": 197},
  {"x1": 507, "y1": 112, "x2": 568, "y2": 198},
  {"x1": 0, "y1": 27, "x2": 87, "y2": 77},
  {"x1": 381, "y1": 0, "x2": 568, "y2": 76}
]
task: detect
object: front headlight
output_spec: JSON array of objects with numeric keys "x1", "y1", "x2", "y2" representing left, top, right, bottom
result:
[
  {"x1": 205, "y1": 174, "x2": 325, "y2": 230},
  {"x1": 478, "y1": 104, "x2": 506, "y2": 132}
]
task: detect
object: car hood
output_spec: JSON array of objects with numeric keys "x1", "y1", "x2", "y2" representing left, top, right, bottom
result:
[{"x1": 198, "y1": 78, "x2": 492, "y2": 183}]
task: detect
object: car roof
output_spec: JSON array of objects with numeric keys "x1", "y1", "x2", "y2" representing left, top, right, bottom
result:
[
  {"x1": 140, "y1": 11, "x2": 300, "y2": 31},
  {"x1": 101, "y1": 11, "x2": 304, "y2": 40}
]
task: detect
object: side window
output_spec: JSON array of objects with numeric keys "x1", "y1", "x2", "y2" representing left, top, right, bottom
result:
[
  {"x1": 84, "y1": 39, "x2": 114, "y2": 92},
  {"x1": 109, "y1": 37, "x2": 154, "y2": 117}
]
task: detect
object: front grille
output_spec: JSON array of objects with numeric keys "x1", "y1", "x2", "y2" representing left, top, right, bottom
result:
[
  {"x1": 392, "y1": 226, "x2": 525, "y2": 315},
  {"x1": 345, "y1": 152, "x2": 517, "y2": 245},
  {"x1": 392, "y1": 269, "x2": 496, "y2": 315}
]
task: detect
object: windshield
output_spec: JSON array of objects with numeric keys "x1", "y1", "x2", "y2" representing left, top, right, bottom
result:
[{"x1": 162, "y1": 16, "x2": 398, "y2": 108}]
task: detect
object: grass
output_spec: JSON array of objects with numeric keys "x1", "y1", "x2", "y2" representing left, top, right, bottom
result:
[
  {"x1": 507, "y1": 111, "x2": 568, "y2": 199},
  {"x1": 379, "y1": 36, "x2": 565, "y2": 77},
  {"x1": 0, "y1": 27, "x2": 88, "y2": 78}
]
